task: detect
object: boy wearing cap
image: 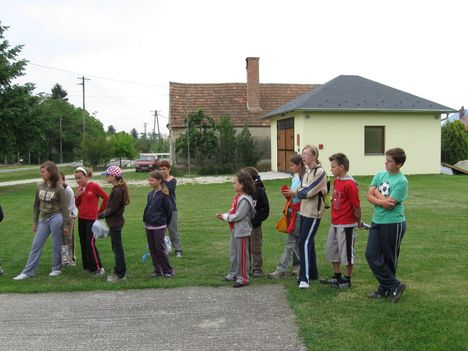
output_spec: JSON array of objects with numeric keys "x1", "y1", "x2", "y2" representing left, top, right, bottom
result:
[{"x1": 98, "y1": 166, "x2": 130, "y2": 282}]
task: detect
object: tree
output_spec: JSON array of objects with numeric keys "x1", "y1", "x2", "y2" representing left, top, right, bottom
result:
[
  {"x1": 175, "y1": 109, "x2": 218, "y2": 165},
  {"x1": 441, "y1": 120, "x2": 468, "y2": 164},
  {"x1": 51, "y1": 83, "x2": 68, "y2": 101},
  {"x1": 110, "y1": 132, "x2": 138, "y2": 166},
  {"x1": 237, "y1": 124, "x2": 261, "y2": 167},
  {"x1": 0, "y1": 23, "x2": 38, "y2": 163},
  {"x1": 107, "y1": 125, "x2": 116, "y2": 135},
  {"x1": 216, "y1": 114, "x2": 237, "y2": 168},
  {"x1": 79, "y1": 135, "x2": 111, "y2": 168},
  {"x1": 130, "y1": 128, "x2": 139, "y2": 140}
]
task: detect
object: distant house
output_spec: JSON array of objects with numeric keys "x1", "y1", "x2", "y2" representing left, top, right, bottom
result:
[
  {"x1": 169, "y1": 57, "x2": 316, "y2": 163},
  {"x1": 263, "y1": 75, "x2": 456, "y2": 175},
  {"x1": 459, "y1": 106, "x2": 468, "y2": 129}
]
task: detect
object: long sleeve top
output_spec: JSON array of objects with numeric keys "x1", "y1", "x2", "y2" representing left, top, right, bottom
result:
[
  {"x1": 33, "y1": 182, "x2": 70, "y2": 226},
  {"x1": 143, "y1": 190, "x2": 173, "y2": 227},
  {"x1": 222, "y1": 194, "x2": 256, "y2": 237},
  {"x1": 75, "y1": 181, "x2": 108, "y2": 220},
  {"x1": 297, "y1": 165, "x2": 328, "y2": 218},
  {"x1": 100, "y1": 186, "x2": 126, "y2": 228}
]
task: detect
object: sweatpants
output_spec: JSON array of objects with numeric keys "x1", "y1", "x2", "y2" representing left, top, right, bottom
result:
[
  {"x1": 146, "y1": 228, "x2": 173, "y2": 275},
  {"x1": 230, "y1": 235, "x2": 250, "y2": 285},
  {"x1": 250, "y1": 226, "x2": 263, "y2": 273},
  {"x1": 298, "y1": 216, "x2": 321, "y2": 284},
  {"x1": 276, "y1": 215, "x2": 300, "y2": 273},
  {"x1": 365, "y1": 222, "x2": 406, "y2": 291},
  {"x1": 22, "y1": 213, "x2": 63, "y2": 276},
  {"x1": 78, "y1": 218, "x2": 102, "y2": 272},
  {"x1": 167, "y1": 211, "x2": 182, "y2": 252}
]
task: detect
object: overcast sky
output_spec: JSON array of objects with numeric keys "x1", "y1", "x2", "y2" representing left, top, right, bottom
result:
[{"x1": 1, "y1": 0, "x2": 466, "y2": 135}]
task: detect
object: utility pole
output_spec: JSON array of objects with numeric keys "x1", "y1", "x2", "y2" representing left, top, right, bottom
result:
[
  {"x1": 143, "y1": 122, "x2": 148, "y2": 137},
  {"x1": 153, "y1": 110, "x2": 161, "y2": 139},
  {"x1": 59, "y1": 116, "x2": 63, "y2": 164},
  {"x1": 77, "y1": 76, "x2": 90, "y2": 135}
]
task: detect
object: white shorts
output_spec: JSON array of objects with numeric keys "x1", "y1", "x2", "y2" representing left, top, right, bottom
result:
[{"x1": 325, "y1": 225, "x2": 357, "y2": 265}]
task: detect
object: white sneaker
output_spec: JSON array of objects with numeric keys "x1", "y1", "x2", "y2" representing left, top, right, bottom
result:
[
  {"x1": 299, "y1": 281, "x2": 310, "y2": 289},
  {"x1": 94, "y1": 268, "x2": 106, "y2": 276},
  {"x1": 13, "y1": 273, "x2": 31, "y2": 280},
  {"x1": 49, "y1": 270, "x2": 62, "y2": 277}
]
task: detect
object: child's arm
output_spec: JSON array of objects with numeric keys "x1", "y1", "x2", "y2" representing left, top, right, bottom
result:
[
  {"x1": 367, "y1": 186, "x2": 396, "y2": 210},
  {"x1": 221, "y1": 199, "x2": 251, "y2": 223}
]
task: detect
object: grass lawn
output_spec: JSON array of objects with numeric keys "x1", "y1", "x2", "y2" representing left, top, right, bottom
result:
[{"x1": 0, "y1": 172, "x2": 466, "y2": 350}]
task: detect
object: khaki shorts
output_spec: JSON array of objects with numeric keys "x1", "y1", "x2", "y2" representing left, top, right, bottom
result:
[{"x1": 325, "y1": 225, "x2": 357, "y2": 265}]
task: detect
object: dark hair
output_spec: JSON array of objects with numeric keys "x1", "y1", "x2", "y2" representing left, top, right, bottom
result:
[
  {"x1": 329, "y1": 153, "x2": 350, "y2": 172},
  {"x1": 290, "y1": 154, "x2": 306, "y2": 178},
  {"x1": 243, "y1": 166, "x2": 265, "y2": 189},
  {"x1": 40, "y1": 161, "x2": 60, "y2": 187},
  {"x1": 149, "y1": 170, "x2": 169, "y2": 195},
  {"x1": 236, "y1": 170, "x2": 255, "y2": 196},
  {"x1": 386, "y1": 147, "x2": 406, "y2": 166},
  {"x1": 159, "y1": 160, "x2": 171, "y2": 169}
]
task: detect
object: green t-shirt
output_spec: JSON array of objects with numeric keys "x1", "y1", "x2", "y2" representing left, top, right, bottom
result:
[{"x1": 370, "y1": 170, "x2": 408, "y2": 224}]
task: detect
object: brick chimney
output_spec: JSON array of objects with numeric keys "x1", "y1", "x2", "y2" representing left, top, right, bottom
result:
[
  {"x1": 246, "y1": 57, "x2": 262, "y2": 112},
  {"x1": 459, "y1": 106, "x2": 465, "y2": 118}
]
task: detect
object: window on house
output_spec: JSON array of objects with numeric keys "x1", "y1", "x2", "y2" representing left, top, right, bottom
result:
[{"x1": 365, "y1": 126, "x2": 385, "y2": 155}]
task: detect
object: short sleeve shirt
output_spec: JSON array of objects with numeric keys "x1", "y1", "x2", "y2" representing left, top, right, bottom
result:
[{"x1": 370, "y1": 171, "x2": 408, "y2": 224}]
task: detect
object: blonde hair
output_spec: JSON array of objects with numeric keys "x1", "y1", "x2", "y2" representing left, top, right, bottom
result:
[{"x1": 149, "y1": 170, "x2": 169, "y2": 195}]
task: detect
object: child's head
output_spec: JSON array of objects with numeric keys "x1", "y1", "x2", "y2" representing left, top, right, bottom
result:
[
  {"x1": 148, "y1": 170, "x2": 169, "y2": 195},
  {"x1": 40, "y1": 161, "x2": 59, "y2": 187},
  {"x1": 58, "y1": 171, "x2": 66, "y2": 186},
  {"x1": 243, "y1": 166, "x2": 265, "y2": 189},
  {"x1": 328, "y1": 153, "x2": 349, "y2": 178},
  {"x1": 234, "y1": 170, "x2": 255, "y2": 196},
  {"x1": 290, "y1": 154, "x2": 305, "y2": 175},
  {"x1": 301, "y1": 145, "x2": 320, "y2": 166},
  {"x1": 74, "y1": 167, "x2": 92, "y2": 187},
  {"x1": 159, "y1": 160, "x2": 171, "y2": 178},
  {"x1": 385, "y1": 148, "x2": 406, "y2": 173},
  {"x1": 102, "y1": 166, "x2": 123, "y2": 184}
]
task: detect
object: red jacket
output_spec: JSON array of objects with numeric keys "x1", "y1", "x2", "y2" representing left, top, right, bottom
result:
[{"x1": 75, "y1": 182, "x2": 108, "y2": 220}]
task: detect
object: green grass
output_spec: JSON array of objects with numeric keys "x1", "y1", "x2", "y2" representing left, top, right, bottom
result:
[{"x1": 0, "y1": 174, "x2": 466, "y2": 350}]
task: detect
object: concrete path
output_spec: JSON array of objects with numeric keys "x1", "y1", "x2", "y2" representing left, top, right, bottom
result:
[{"x1": 0, "y1": 285, "x2": 306, "y2": 351}]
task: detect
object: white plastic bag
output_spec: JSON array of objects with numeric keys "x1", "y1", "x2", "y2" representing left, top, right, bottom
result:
[
  {"x1": 92, "y1": 219, "x2": 110, "y2": 239},
  {"x1": 164, "y1": 236, "x2": 172, "y2": 254}
]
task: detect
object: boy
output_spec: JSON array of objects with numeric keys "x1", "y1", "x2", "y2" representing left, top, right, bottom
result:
[
  {"x1": 320, "y1": 153, "x2": 361, "y2": 289},
  {"x1": 365, "y1": 147, "x2": 408, "y2": 302}
]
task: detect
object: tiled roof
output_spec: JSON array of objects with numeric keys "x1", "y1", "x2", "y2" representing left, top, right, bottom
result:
[
  {"x1": 264, "y1": 75, "x2": 456, "y2": 118},
  {"x1": 169, "y1": 82, "x2": 316, "y2": 128}
]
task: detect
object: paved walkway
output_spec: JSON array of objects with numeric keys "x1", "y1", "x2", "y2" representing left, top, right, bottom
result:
[{"x1": 0, "y1": 285, "x2": 306, "y2": 351}]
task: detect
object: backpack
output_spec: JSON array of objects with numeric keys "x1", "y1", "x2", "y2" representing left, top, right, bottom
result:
[{"x1": 313, "y1": 166, "x2": 331, "y2": 209}]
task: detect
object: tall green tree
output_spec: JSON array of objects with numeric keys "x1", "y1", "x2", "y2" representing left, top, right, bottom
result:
[
  {"x1": 216, "y1": 114, "x2": 236, "y2": 168},
  {"x1": 51, "y1": 83, "x2": 68, "y2": 101},
  {"x1": 0, "y1": 23, "x2": 38, "y2": 163},
  {"x1": 441, "y1": 120, "x2": 468, "y2": 164},
  {"x1": 110, "y1": 132, "x2": 138, "y2": 166},
  {"x1": 107, "y1": 125, "x2": 116, "y2": 135},
  {"x1": 175, "y1": 109, "x2": 218, "y2": 165},
  {"x1": 237, "y1": 124, "x2": 261, "y2": 167}
]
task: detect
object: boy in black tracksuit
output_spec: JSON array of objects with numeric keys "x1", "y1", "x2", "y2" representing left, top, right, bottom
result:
[{"x1": 244, "y1": 167, "x2": 270, "y2": 277}]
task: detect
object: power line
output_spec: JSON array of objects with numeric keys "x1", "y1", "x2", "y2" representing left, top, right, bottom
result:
[{"x1": 29, "y1": 61, "x2": 168, "y2": 88}]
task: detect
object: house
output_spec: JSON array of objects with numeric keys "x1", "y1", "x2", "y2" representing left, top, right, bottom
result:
[
  {"x1": 169, "y1": 57, "x2": 316, "y2": 163},
  {"x1": 263, "y1": 75, "x2": 456, "y2": 175},
  {"x1": 458, "y1": 106, "x2": 468, "y2": 129}
]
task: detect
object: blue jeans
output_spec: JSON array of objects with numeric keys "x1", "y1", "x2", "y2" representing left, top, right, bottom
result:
[
  {"x1": 22, "y1": 214, "x2": 63, "y2": 276},
  {"x1": 110, "y1": 226, "x2": 126, "y2": 278}
]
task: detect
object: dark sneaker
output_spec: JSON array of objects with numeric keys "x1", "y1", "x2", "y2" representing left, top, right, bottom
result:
[
  {"x1": 252, "y1": 271, "x2": 263, "y2": 278},
  {"x1": 175, "y1": 250, "x2": 183, "y2": 258},
  {"x1": 390, "y1": 283, "x2": 406, "y2": 303},
  {"x1": 333, "y1": 279, "x2": 351, "y2": 289},
  {"x1": 367, "y1": 289, "x2": 388, "y2": 299},
  {"x1": 320, "y1": 276, "x2": 338, "y2": 285},
  {"x1": 233, "y1": 281, "x2": 249, "y2": 288},
  {"x1": 163, "y1": 273, "x2": 173, "y2": 278},
  {"x1": 151, "y1": 271, "x2": 162, "y2": 278}
]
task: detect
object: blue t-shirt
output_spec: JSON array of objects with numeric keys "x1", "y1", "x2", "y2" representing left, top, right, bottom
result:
[
  {"x1": 291, "y1": 174, "x2": 301, "y2": 205},
  {"x1": 370, "y1": 170, "x2": 408, "y2": 224}
]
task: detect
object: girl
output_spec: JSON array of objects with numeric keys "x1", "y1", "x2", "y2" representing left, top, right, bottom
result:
[
  {"x1": 268, "y1": 154, "x2": 306, "y2": 278},
  {"x1": 143, "y1": 170, "x2": 173, "y2": 278},
  {"x1": 98, "y1": 166, "x2": 129, "y2": 283},
  {"x1": 14, "y1": 161, "x2": 70, "y2": 280},
  {"x1": 74, "y1": 167, "x2": 108, "y2": 276},
  {"x1": 59, "y1": 171, "x2": 77, "y2": 266},
  {"x1": 243, "y1": 167, "x2": 269, "y2": 278},
  {"x1": 159, "y1": 160, "x2": 183, "y2": 257},
  {"x1": 216, "y1": 171, "x2": 256, "y2": 288}
]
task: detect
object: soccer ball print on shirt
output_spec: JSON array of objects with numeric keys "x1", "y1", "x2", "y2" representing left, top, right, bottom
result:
[{"x1": 378, "y1": 181, "x2": 390, "y2": 197}]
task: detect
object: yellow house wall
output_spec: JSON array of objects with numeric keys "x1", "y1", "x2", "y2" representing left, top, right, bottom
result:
[{"x1": 270, "y1": 111, "x2": 441, "y2": 175}]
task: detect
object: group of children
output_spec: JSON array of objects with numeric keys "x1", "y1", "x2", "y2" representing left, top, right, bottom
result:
[
  {"x1": 11, "y1": 160, "x2": 182, "y2": 283},
  {"x1": 218, "y1": 145, "x2": 408, "y2": 302}
]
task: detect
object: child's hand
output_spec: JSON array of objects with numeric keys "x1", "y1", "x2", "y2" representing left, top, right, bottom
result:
[
  {"x1": 216, "y1": 213, "x2": 224, "y2": 221},
  {"x1": 75, "y1": 187, "x2": 85, "y2": 198}
]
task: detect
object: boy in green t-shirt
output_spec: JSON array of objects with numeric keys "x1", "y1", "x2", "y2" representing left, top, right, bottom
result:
[{"x1": 365, "y1": 148, "x2": 408, "y2": 302}]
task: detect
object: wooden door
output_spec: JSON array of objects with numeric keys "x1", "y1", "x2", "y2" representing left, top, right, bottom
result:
[{"x1": 277, "y1": 118, "x2": 295, "y2": 172}]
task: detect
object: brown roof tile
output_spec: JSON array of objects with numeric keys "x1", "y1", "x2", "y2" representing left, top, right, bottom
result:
[{"x1": 169, "y1": 82, "x2": 317, "y2": 128}]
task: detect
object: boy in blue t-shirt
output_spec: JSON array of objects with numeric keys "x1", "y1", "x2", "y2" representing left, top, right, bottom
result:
[{"x1": 365, "y1": 148, "x2": 408, "y2": 302}]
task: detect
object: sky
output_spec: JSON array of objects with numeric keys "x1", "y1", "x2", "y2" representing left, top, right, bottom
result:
[{"x1": 1, "y1": 0, "x2": 466, "y2": 136}]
